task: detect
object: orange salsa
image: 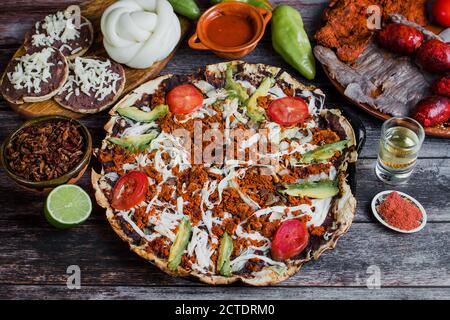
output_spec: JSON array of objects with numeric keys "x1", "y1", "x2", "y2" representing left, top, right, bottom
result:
[{"x1": 206, "y1": 14, "x2": 255, "y2": 47}]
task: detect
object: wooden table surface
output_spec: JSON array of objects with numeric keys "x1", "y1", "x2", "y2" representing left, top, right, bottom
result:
[{"x1": 0, "y1": 0, "x2": 449, "y2": 300}]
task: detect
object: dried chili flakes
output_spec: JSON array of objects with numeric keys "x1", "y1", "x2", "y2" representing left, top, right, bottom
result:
[
  {"x1": 5, "y1": 120, "x2": 85, "y2": 182},
  {"x1": 377, "y1": 192, "x2": 422, "y2": 231}
]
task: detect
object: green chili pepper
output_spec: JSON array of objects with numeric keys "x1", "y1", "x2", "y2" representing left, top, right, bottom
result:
[
  {"x1": 168, "y1": 0, "x2": 201, "y2": 20},
  {"x1": 271, "y1": 5, "x2": 316, "y2": 80},
  {"x1": 211, "y1": 0, "x2": 273, "y2": 11}
]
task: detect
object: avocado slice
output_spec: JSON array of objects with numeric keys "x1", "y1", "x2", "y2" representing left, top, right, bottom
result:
[
  {"x1": 246, "y1": 77, "x2": 274, "y2": 122},
  {"x1": 107, "y1": 131, "x2": 158, "y2": 153},
  {"x1": 217, "y1": 232, "x2": 233, "y2": 277},
  {"x1": 117, "y1": 104, "x2": 169, "y2": 122},
  {"x1": 168, "y1": 217, "x2": 192, "y2": 271},
  {"x1": 299, "y1": 140, "x2": 349, "y2": 164},
  {"x1": 281, "y1": 180, "x2": 339, "y2": 199},
  {"x1": 225, "y1": 64, "x2": 249, "y2": 104}
]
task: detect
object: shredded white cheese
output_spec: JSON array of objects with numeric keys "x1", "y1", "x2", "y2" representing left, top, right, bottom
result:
[
  {"x1": 230, "y1": 248, "x2": 286, "y2": 272},
  {"x1": 7, "y1": 47, "x2": 55, "y2": 94},
  {"x1": 60, "y1": 57, "x2": 121, "y2": 102},
  {"x1": 31, "y1": 11, "x2": 84, "y2": 49},
  {"x1": 188, "y1": 226, "x2": 215, "y2": 272}
]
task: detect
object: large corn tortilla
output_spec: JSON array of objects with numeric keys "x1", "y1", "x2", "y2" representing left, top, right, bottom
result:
[{"x1": 92, "y1": 61, "x2": 358, "y2": 286}]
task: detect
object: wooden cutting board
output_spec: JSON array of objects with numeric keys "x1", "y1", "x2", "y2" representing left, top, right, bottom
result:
[
  {"x1": 319, "y1": 23, "x2": 450, "y2": 139},
  {"x1": 322, "y1": 65, "x2": 450, "y2": 138},
  {"x1": 5, "y1": 0, "x2": 191, "y2": 119}
]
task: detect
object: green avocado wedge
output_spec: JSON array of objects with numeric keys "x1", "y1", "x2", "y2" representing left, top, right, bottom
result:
[
  {"x1": 217, "y1": 232, "x2": 233, "y2": 277},
  {"x1": 281, "y1": 180, "x2": 339, "y2": 199},
  {"x1": 299, "y1": 140, "x2": 349, "y2": 164},
  {"x1": 225, "y1": 64, "x2": 249, "y2": 104},
  {"x1": 107, "y1": 132, "x2": 158, "y2": 153},
  {"x1": 246, "y1": 77, "x2": 274, "y2": 122},
  {"x1": 168, "y1": 217, "x2": 192, "y2": 271},
  {"x1": 117, "y1": 104, "x2": 169, "y2": 123}
]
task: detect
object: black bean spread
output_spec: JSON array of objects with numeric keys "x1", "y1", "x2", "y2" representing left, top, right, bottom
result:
[{"x1": 1, "y1": 47, "x2": 67, "y2": 102}]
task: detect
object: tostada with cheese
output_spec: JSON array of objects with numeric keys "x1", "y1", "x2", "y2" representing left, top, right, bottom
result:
[
  {"x1": 24, "y1": 10, "x2": 94, "y2": 59},
  {"x1": 0, "y1": 47, "x2": 69, "y2": 105},
  {"x1": 55, "y1": 56, "x2": 125, "y2": 114},
  {"x1": 92, "y1": 61, "x2": 358, "y2": 285}
]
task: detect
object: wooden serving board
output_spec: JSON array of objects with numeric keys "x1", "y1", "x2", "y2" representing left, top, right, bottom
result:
[
  {"x1": 322, "y1": 66, "x2": 450, "y2": 138},
  {"x1": 5, "y1": 0, "x2": 191, "y2": 119},
  {"x1": 320, "y1": 22, "x2": 450, "y2": 139}
]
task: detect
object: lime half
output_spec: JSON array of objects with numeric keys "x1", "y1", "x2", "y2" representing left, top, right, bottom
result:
[{"x1": 45, "y1": 185, "x2": 92, "y2": 229}]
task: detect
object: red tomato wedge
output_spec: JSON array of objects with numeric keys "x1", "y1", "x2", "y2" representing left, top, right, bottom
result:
[
  {"x1": 167, "y1": 84, "x2": 204, "y2": 115},
  {"x1": 267, "y1": 97, "x2": 310, "y2": 126},
  {"x1": 271, "y1": 219, "x2": 309, "y2": 261},
  {"x1": 433, "y1": 0, "x2": 450, "y2": 27},
  {"x1": 111, "y1": 171, "x2": 149, "y2": 211}
]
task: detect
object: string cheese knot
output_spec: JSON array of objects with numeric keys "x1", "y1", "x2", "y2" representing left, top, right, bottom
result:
[{"x1": 101, "y1": 0, "x2": 181, "y2": 69}]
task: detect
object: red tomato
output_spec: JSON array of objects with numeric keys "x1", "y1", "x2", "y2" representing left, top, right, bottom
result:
[
  {"x1": 267, "y1": 97, "x2": 310, "y2": 126},
  {"x1": 167, "y1": 84, "x2": 204, "y2": 115},
  {"x1": 111, "y1": 171, "x2": 149, "y2": 210},
  {"x1": 271, "y1": 219, "x2": 309, "y2": 261},
  {"x1": 433, "y1": 0, "x2": 450, "y2": 27}
]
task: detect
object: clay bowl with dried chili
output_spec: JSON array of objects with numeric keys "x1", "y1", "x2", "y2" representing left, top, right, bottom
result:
[
  {"x1": 1, "y1": 116, "x2": 92, "y2": 192},
  {"x1": 371, "y1": 190, "x2": 427, "y2": 234}
]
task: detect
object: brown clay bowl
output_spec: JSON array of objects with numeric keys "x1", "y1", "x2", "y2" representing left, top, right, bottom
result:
[
  {"x1": 0, "y1": 116, "x2": 92, "y2": 192},
  {"x1": 189, "y1": 2, "x2": 272, "y2": 59}
]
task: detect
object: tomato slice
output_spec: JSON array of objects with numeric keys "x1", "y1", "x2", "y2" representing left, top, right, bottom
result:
[
  {"x1": 111, "y1": 171, "x2": 149, "y2": 211},
  {"x1": 167, "y1": 84, "x2": 204, "y2": 115},
  {"x1": 267, "y1": 97, "x2": 310, "y2": 126},
  {"x1": 433, "y1": 0, "x2": 450, "y2": 27},
  {"x1": 271, "y1": 219, "x2": 309, "y2": 261}
]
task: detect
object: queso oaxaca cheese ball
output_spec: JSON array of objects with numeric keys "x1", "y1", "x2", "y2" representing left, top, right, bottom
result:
[{"x1": 101, "y1": 0, "x2": 181, "y2": 69}]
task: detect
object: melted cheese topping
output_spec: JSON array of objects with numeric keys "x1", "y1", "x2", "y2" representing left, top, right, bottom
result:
[
  {"x1": 31, "y1": 11, "x2": 85, "y2": 50},
  {"x1": 230, "y1": 248, "x2": 285, "y2": 272},
  {"x1": 188, "y1": 226, "x2": 215, "y2": 272},
  {"x1": 150, "y1": 132, "x2": 191, "y2": 182},
  {"x1": 101, "y1": 72, "x2": 345, "y2": 276},
  {"x1": 7, "y1": 47, "x2": 56, "y2": 94},
  {"x1": 61, "y1": 57, "x2": 122, "y2": 101}
]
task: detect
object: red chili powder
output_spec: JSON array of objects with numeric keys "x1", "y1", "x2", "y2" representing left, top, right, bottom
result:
[{"x1": 378, "y1": 192, "x2": 422, "y2": 231}]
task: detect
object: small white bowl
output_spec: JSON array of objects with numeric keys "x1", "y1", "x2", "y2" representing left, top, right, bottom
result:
[{"x1": 371, "y1": 190, "x2": 427, "y2": 234}]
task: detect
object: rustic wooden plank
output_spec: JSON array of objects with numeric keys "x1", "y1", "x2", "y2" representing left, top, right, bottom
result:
[
  {"x1": 0, "y1": 0, "x2": 79, "y2": 11},
  {"x1": 0, "y1": 150, "x2": 449, "y2": 221},
  {"x1": 0, "y1": 0, "x2": 328, "y2": 45},
  {"x1": 0, "y1": 43, "x2": 342, "y2": 91},
  {"x1": 355, "y1": 159, "x2": 450, "y2": 221},
  {"x1": 354, "y1": 116, "x2": 450, "y2": 159},
  {"x1": 0, "y1": 13, "x2": 54, "y2": 47},
  {"x1": 0, "y1": 123, "x2": 449, "y2": 220},
  {"x1": 0, "y1": 223, "x2": 448, "y2": 287},
  {"x1": 1, "y1": 98, "x2": 450, "y2": 161},
  {"x1": 0, "y1": 0, "x2": 449, "y2": 147},
  {"x1": 0, "y1": 47, "x2": 17, "y2": 74},
  {"x1": 5, "y1": 0, "x2": 191, "y2": 119},
  {"x1": 1, "y1": 285, "x2": 449, "y2": 300},
  {"x1": 0, "y1": 0, "x2": 448, "y2": 299}
]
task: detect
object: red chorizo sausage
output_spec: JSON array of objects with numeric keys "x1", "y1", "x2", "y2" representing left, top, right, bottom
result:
[
  {"x1": 416, "y1": 39, "x2": 450, "y2": 73},
  {"x1": 377, "y1": 23, "x2": 424, "y2": 55},
  {"x1": 413, "y1": 96, "x2": 450, "y2": 127},
  {"x1": 431, "y1": 74, "x2": 450, "y2": 97}
]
